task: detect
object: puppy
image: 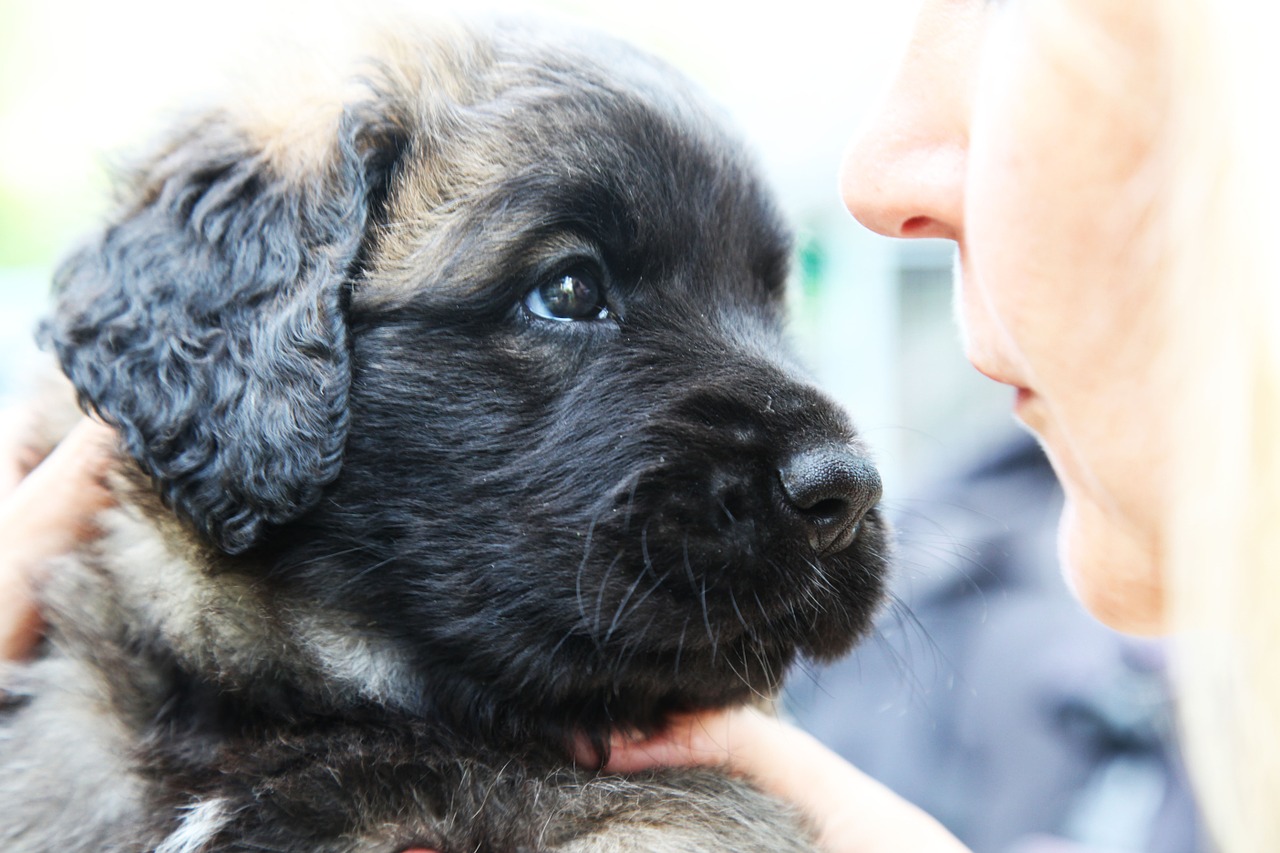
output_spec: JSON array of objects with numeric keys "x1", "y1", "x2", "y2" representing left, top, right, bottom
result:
[{"x1": 0, "y1": 18, "x2": 888, "y2": 852}]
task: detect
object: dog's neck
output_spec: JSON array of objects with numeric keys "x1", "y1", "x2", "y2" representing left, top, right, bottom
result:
[{"x1": 81, "y1": 489, "x2": 430, "y2": 720}]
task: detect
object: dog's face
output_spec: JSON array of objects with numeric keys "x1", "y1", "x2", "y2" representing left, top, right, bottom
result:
[{"x1": 45, "y1": 22, "x2": 888, "y2": 749}]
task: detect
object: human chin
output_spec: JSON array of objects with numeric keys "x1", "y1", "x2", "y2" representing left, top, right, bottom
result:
[{"x1": 1057, "y1": 495, "x2": 1167, "y2": 635}]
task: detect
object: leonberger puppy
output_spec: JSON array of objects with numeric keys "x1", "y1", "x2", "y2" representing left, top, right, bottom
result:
[{"x1": 0, "y1": 17, "x2": 888, "y2": 852}]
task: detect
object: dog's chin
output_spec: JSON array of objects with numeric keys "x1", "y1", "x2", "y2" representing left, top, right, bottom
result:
[
  {"x1": 626, "y1": 518, "x2": 888, "y2": 660},
  {"x1": 379, "y1": 507, "x2": 890, "y2": 755}
]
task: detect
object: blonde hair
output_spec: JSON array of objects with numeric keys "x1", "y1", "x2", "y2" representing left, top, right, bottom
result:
[
  {"x1": 1162, "y1": 1, "x2": 1280, "y2": 849},
  {"x1": 1030, "y1": 0, "x2": 1280, "y2": 849}
]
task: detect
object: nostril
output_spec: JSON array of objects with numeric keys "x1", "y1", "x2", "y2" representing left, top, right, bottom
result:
[
  {"x1": 804, "y1": 497, "x2": 852, "y2": 522},
  {"x1": 778, "y1": 447, "x2": 882, "y2": 555}
]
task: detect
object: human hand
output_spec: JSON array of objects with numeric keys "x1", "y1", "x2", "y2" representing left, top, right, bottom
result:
[
  {"x1": 0, "y1": 417, "x2": 116, "y2": 660},
  {"x1": 601, "y1": 706, "x2": 971, "y2": 853}
]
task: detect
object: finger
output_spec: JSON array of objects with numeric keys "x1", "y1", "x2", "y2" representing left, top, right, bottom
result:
[
  {"x1": 30, "y1": 417, "x2": 117, "y2": 489},
  {"x1": 0, "y1": 418, "x2": 117, "y2": 661},
  {"x1": 601, "y1": 710, "x2": 739, "y2": 774},
  {"x1": 11, "y1": 418, "x2": 117, "y2": 541},
  {"x1": 0, "y1": 408, "x2": 31, "y2": 501}
]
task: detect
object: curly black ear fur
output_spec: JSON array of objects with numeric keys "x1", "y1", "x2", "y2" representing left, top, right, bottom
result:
[{"x1": 43, "y1": 106, "x2": 406, "y2": 554}]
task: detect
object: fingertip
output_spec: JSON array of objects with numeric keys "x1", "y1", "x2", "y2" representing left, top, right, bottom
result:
[
  {"x1": 46, "y1": 419, "x2": 117, "y2": 493},
  {"x1": 63, "y1": 417, "x2": 117, "y2": 456}
]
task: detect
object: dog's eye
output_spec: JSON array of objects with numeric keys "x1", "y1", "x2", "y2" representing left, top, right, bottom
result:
[{"x1": 524, "y1": 268, "x2": 609, "y2": 322}]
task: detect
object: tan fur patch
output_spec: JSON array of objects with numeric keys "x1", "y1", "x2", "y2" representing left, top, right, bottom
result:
[
  {"x1": 96, "y1": 495, "x2": 294, "y2": 685},
  {"x1": 224, "y1": 24, "x2": 372, "y2": 182},
  {"x1": 98, "y1": 478, "x2": 429, "y2": 710},
  {"x1": 226, "y1": 12, "x2": 489, "y2": 185}
]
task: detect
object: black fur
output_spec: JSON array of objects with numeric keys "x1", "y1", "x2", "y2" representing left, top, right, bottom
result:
[{"x1": 5, "y1": 19, "x2": 889, "y2": 851}]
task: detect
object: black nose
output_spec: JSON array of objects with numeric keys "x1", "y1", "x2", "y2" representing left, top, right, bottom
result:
[{"x1": 778, "y1": 448, "x2": 882, "y2": 556}]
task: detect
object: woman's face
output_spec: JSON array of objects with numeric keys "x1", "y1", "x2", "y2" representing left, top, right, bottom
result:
[{"x1": 841, "y1": 0, "x2": 1169, "y2": 633}]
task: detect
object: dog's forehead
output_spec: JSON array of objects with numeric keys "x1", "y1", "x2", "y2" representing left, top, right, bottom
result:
[{"x1": 352, "y1": 24, "x2": 791, "y2": 310}]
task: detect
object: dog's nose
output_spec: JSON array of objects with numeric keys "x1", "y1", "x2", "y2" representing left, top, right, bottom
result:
[{"x1": 778, "y1": 448, "x2": 882, "y2": 556}]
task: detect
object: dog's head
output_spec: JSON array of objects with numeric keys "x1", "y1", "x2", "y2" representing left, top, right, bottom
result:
[{"x1": 44, "y1": 20, "x2": 888, "y2": 750}]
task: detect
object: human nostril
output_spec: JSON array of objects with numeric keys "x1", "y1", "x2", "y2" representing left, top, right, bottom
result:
[
  {"x1": 839, "y1": 119, "x2": 967, "y2": 243},
  {"x1": 778, "y1": 448, "x2": 882, "y2": 556},
  {"x1": 900, "y1": 215, "x2": 937, "y2": 237}
]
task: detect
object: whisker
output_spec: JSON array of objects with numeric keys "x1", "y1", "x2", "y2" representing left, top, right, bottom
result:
[
  {"x1": 616, "y1": 566, "x2": 672, "y2": 630},
  {"x1": 716, "y1": 495, "x2": 737, "y2": 525},
  {"x1": 680, "y1": 535, "x2": 698, "y2": 592},
  {"x1": 604, "y1": 563, "x2": 649, "y2": 643},
  {"x1": 574, "y1": 516, "x2": 599, "y2": 623},
  {"x1": 591, "y1": 552, "x2": 624, "y2": 636},
  {"x1": 547, "y1": 625, "x2": 578, "y2": 661},
  {"x1": 794, "y1": 653, "x2": 824, "y2": 684},
  {"x1": 700, "y1": 576, "x2": 720, "y2": 661},
  {"x1": 673, "y1": 614, "x2": 690, "y2": 677},
  {"x1": 802, "y1": 557, "x2": 839, "y2": 599},
  {"x1": 723, "y1": 650, "x2": 768, "y2": 700},
  {"x1": 612, "y1": 611, "x2": 659, "y2": 683},
  {"x1": 752, "y1": 590, "x2": 769, "y2": 624},
  {"x1": 622, "y1": 471, "x2": 642, "y2": 533},
  {"x1": 729, "y1": 588, "x2": 751, "y2": 639},
  {"x1": 640, "y1": 519, "x2": 655, "y2": 579}
]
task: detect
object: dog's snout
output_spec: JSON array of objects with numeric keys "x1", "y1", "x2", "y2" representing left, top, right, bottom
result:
[{"x1": 778, "y1": 448, "x2": 882, "y2": 556}]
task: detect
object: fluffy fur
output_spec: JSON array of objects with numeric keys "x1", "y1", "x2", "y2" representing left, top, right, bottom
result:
[{"x1": 0, "y1": 18, "x2": 889, "y2": 852}]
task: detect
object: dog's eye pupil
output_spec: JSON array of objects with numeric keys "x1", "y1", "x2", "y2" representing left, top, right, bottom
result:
[{"x1": 525, "y1": 270, "x2": 609, "y2": 322}]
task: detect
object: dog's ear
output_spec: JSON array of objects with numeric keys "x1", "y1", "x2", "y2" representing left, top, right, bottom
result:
[{"x1": 43, "y1": 105, "x2": 406, "y2": 554}]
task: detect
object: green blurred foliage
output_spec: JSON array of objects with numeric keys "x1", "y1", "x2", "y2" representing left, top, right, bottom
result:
[
  {"x1": 0, "y1": 0, "x2": 58, "y2": 280},
  {"x1": 0, "y1": 183, "x2": 77, "y2": 271}
]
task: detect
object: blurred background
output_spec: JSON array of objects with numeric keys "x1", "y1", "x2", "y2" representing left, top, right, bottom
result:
[{"x1": 0, "y1": 1, "x2": 1204, "y2": 850}]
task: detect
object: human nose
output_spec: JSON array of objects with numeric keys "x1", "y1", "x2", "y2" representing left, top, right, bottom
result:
[{"x1": 839, "y1": 0, "x2": 987, "y2": 241}]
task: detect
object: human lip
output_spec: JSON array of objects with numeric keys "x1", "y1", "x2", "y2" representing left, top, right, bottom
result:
[
  {"x1": 1013, "y1": 386, "x2": 1037, "y2": 421},
  {"x1": 970, "y1": 358, "x2": 1030, "y2": 394},
  {"x1": 969, "y1": 359, "x2": 1038, "y2": 421}
]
